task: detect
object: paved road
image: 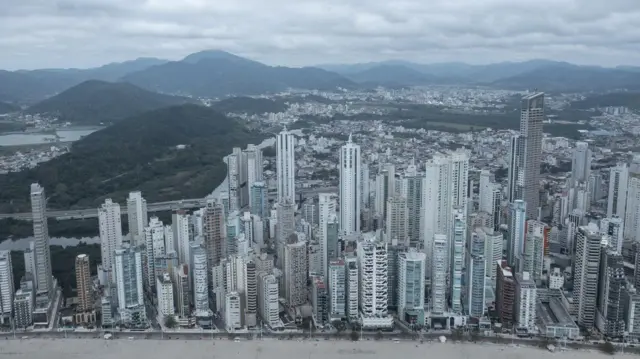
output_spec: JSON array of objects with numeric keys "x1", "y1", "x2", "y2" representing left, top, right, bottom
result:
[{"x1": 0, "y1": 187, "x2": 338, "y2": 221}]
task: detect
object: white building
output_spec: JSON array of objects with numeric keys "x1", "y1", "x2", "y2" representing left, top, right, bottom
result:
[
  {"x1": 357, "y1": 235, "x2": 393, "y2": 328},
  {"x1": 600, "y1": 217, "x2": 624, "y2": 254},
  {"x1": 571, "y1": 141, "x2": 592, "y2": 184},
  {"x1": 515, "y1": 272, "x2": 537, "y2": 331},
  {"x1": 144, "y1": 217, "x2": 166, "y2": 290},
  {"x1": 625, "y1": 160, "x2": 640, "y2": 242},
  {"x1": 114, "y1": 245, "x2": 145, "y2": 324},
  {"x1": 404, "y1": 161, "x2": 423, "y2": 246},
  {"x1": 450, "y1": 210, "x2": 465, "y2": 313},
  {"x1": 507, "y1": 200, "x2": 526, "y2": 268},
  {"x1": 23, "y1": 242, "x2": 37, "y2": 284},
  {"x1": 339, "y1": 134, "x2": 361, "y2": 236},
  {"x1": 466, "y1": 232, "x2": 486, "y2": 318},
  {"x1": 225, "y1": 292, "x2": 242, "y2": 331},
  {"x1": 257, "y1": 272, "x2": 280, "y2": 328},
  {"x1": 477, "y1": 227, "x2": 502, "y2": 282},
  {"x1": 189, "y1": 244, "x2": 210, "y2": 316},
  {"x1": 549, "y1": 268, "x2": 564, "y2": 289},
  {"x1": 156, "y1": 272, "x2": 175, "y2": 317},
  {"x1": 574, "y1": 225, "x2": 603, "y2": 329},
  {"x1": 172, "y1": 210, "x2": 191, "y2": 264},
  {"x1": 99, "y1": 198, "x2": 123, "y2": 284},
  {"x1": 431, "y1": 234, "x2": 448, "y2": 315},
  {"x1": 524, "y1": 220, "x2": 545, "y2": 280},
  {"x1": 345, "y1": 256, "x2": 359, "y2": 323},
  {"x1": 126, "y1": 191, "x2": 148, "y2": 246},
  {"x1": 397, "y1": 250, "x2": 426, "y2": 323},
  {"x1": 0, "y1": 251, "x2": 14, "y2": 324},
  {"x1": 318, "y1": 193, "x2": 336, "y2": 277},
  {"x1": 276, "y1": 127, "x2": 295, "y2": 202},
  {"x1": 31, "y1": 183, "x2": 53, "y2": 296},
  {"x1": 386, "y1": 196, "x2": 409, "y2": 244}
]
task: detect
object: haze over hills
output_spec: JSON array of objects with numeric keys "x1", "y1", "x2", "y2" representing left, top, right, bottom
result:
[
  {"x1": 122, "y1": 50, "x2": 355, "y2": 97},
  {"x1": 345, "y1": 64, "x2": 441, "y2": 86},
  {"x1": 0, "y1": 104, "x2": 262, "y2": 212},
  {"x1": 0, "y1": 101, "x2": 20, "y2": 114},
  {"x1": 319, "y1": 59, "x2": 640, "y2": 91},
  {"x1": 25, "y1": 80, "x2": 192, "y2": 125},
  {"x1": 0, "y1": 57, "x2": 168, "y2": 104}
]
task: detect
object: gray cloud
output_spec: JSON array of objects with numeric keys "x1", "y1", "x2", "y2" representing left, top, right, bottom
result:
[{"x1": 1, "y1": 0, "x2": 640, "y2": 69}]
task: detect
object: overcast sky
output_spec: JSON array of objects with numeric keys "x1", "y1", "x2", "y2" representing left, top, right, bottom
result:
[{"x1": 2, "y1": 0, "x2": 639, "y2": 70}]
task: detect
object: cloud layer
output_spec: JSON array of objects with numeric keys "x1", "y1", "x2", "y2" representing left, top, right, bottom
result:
[{"x1": 2, "y1": 0, "x2": 640, "y2": 69}]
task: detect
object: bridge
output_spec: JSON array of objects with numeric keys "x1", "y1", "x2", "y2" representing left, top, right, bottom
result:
[{"x1": 0, "y1": 186, "x2": 337, "y2": 221}]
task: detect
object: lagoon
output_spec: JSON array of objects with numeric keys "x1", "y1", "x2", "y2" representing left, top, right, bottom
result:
[{"x1": 0, "y1": 127, "x2": 101, "y2": 146}]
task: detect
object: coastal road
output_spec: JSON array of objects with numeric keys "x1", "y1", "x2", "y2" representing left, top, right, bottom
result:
[{"x1": 0, "y1": 187, "x2": 338, "y2": 221}]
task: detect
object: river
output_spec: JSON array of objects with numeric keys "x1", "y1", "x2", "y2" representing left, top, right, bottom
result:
[{"x1": 0, "y1": 127, "x2": 102, "y2": 146}]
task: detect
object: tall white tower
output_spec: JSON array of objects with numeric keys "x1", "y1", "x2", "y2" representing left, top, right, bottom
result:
[
  {"x1": 397, "y1": 250, "x2": 426, "y2": 321},
  {"x1": 276, "y1": 127, "x2": 295, "y2": 203},
  {"x1": 339, "y1": 134, "x2": 361, "y2": 236},
  {"x1": 318, "y1": 193, "x2": 336, "y2": 277},
  {"x1": 357, "y1": 235, "x2": 392, "y2": 328},
  {"x1": 572, "y1": 141, "x2": 592, "y2": 184},
  {"x1": 99, "y1": 198, "x2": 123, "y2": 284},
  {"x1": 127, "y1": 191, "x2": 148, "y2": 246},
  {"x1": 31, "y1": 183, "x2": 53, "y2": 297},
  {"x1": 431, "y1": 234, "x2": 448, "y2": 315}
]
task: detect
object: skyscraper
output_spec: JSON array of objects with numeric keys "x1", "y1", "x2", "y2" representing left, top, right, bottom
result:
[
  {"x1": 204, "y1": 198, "x2": 225, "y2": 288},
  {"x1": 31, "y1": 183, "x2": 53, "y2": 297},
  {"x1": 523, "y1": 220, "x2": 545, "y2": 280},
  {"x1": 574, "y1": 225, "x2": 602, "y2": 329},
  {"x1": 318, "y1": 193, "x2": 336, "y2": 276},
  {"x1": 0, "y1": 250, "x2": 14, "y2": 324},
  {"x1": 357, "y1": 235, "x2": 392, "y2": 328},
  {"x1": 189, "y1": 244, "x2": 210, "y2": 317},
  {"x1": 328, "y1": 259, "x2": 346, "y2": 319},
  {"x1": 172, "y1": 210, "x2": 191, "y2": 264},
  {"x1": 507, "y1": 200, "x2": 526, "y2": 268},
  {"x1": 126, "y1": 191, "x2": 148, "y2": 246},
  {"x1": 607, "y1": 163, "x2": 628, "y2": 219},
  {"x1": 397, "y1": 250, "x2": 426, "y2": 324},
  {"x1": 597, "y1": 250, "x2": 625, "y2": 338},
  {"x1": 257, "y1": 272, "x2": 279, "y2": 328},
  {"x1": 75, "y1": 254, "x2": 93, "y2": 313},
  {"x1": 339, "y1": 134, "x2": 361, "y2": 236},
  {"x1": 625, "y1": 159, "x2": 640, "y2": 242},
  {"x1": 431, "y1": 235, "x2": 447, "y2": 315},
  {"x1": 572, "y1": 141, "x2": 592, "y2": 184},
  {"x1": 514, "y1": 272, "x2": 537, "y2": 331},
  {"x1": 99, "y1": 198, "x2": 122, "y2": 284},
  {"x1": 520, "y1": 92, "x2": 544, "y2": 219},
  {"x1": 114, "y1": 244, "x2": 145, "y2": 325},
  {"x1": 276, "y1": 127, "x2": 295, "y2": 202},
  {"x1": 466, "y1": 232, "x2": 486, "y2": 318},
  {"x1": 507, "y1": 134, "x2": 525, "y2": 203},
  {"x1": 450, "y1": 210, "x2": 465, "y2": 313},
  {"x1": 385, "y1": 196, "x2": 408, "y2": 244},
  {"x1": 244, "y1": 144, "x2": 263, "y2": 206},
  {"x1": 284, "y1": 234, "x2": 307, "y2": 307},
  {"x1": 404, "y1": 161, "x2": 423, "y2": 247},
  {"x1": 345, "y1": 256, "x2": 359, "y2": 323}
]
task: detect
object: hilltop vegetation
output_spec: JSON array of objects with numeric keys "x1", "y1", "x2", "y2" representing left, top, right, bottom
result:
[
  {"x1": 0, "y1": 104, "x2": 263, "y2": 212},
  {"x1": 25, "y1": 80, "x2": 191, "y2": 125},
  {"x1": 213, "y1": 97, "x2": 288, "y2": 115}
]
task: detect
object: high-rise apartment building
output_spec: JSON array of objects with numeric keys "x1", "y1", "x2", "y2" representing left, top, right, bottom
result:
[
  {"x1": 607, "y1": 163, "x2": 628, "y2": 219},
  {"x1": 250, "y1": 182, "x2": 268, "y2": 219},
  {"x1": 507, "y1": 134, "x2": 526, "y2": 203},
  {"x1": 524, "y1": 220, "x2": 545, "y2": 280},
  {"x1": 625, "y1": 159, "x2": 640, "y2": 242},
  {"x1": 23, "y1": 242, "x2": 37, "y2": 284},
  {"x1": 572, "y1": 141, "x2": 592, "y2": 184},
  {"x1": 172, "y1": 264, "x2": 189, "y2": 318},
  {"x1": 126, "y1": 191, "x2": 148, "y2": 246},
  {"x1": 31, "y1": 183, "x2": 53, "y2": 297},
  {"x1": 114, "y1": 244, "x2": 146, "y2": 326},
  {"x1": 597, "y1": 250, "x2": 625, "y2": 338},
  {"x1": 99, "y1": 198, "x2": 122, "y2": 284},
  {"x1": 257, "y1": 272, "x2": 280, "y2": 329},
  {"x1": 144, "y1": 216, "x2": 165, "y2": 291},
  {"x1": 397, "y1": 250, "x2": 426, "y2": 324},
  {"x1": 507, "y1": 200, "x2": 526, "y2": 268},
  {"x1": 244, "y1": 144, "x2": 263, "y2": 206},
  {"x1": 284, "y1": 235, "x2": 307, "y2": 307},
  {"x1": 189, "y1": 244, "x2": 210, "y2": 317},
  {"x1": 375, "y1": 164, "x2": 395, "y2": 220},
  {"x1": 244, "y1": 261, "x2": 258, "y2": 327},
  {"x1": 156, "y1": 272, "x2": 175, "y2": 317},
  {"x1": 225, "y1": 292, "x2": 242, "y2": 331},
  {"x1": 496, "y1": 260, "x2": 515, "y2": 326},
  {"x1": 339, "y1": 134, "x2": 361, "y2": 236},
  {"x1": 574, "y1": 225, "x2": 602, "y2": 329},
  {"x1": 345, "y1": 256, "x2": 359, "y2": 323},
  {"x1": 75, "y1": 254, "x2": 93, "y2": 313},
  {"x1": 172, "y1": 210, "x2": 191, "y2": 265},
  {"x1": 520, "y1": 92, "x2": 544, "y2": 219},
  {"x1": 404, "y1": 161, "x2": 423, "y2": 247},
  {"x1": 358, "y1": 236, "x2": 392, "y2": 328},
  {"x1": 328, "y1": 259, "x2": 346, "y2": 319},
  {"x1": 386, "y1": 196, "x2": 408, "y2": 244},
  {"x1": 276, "y1": 127, "x2": 295, "y2": 202},
  {"x1": 318, "y1": 193, "x2": 336, "y2": 277},
  {"x1": 0, "y1": 251, "x2": 14, "y2": 324},
  {"x1": 312, "y1": 277, "x2": 328, "y2": 326},
  {"x1": 600, "y1": 217, "x2": 624, "y2": 254},
  {"x1": 204, "y1": 199, "x2": 225, "y2": 288},
  {"x1": 431, "y1": 235, "x2": 447, "y2": 315},
  {"x1": 514, "y1": 272, "x2": 537, "y2": 331},
  {"x1": 450, "y1": 210, "x2": 465, "y2": 313},
  {"x1": 477, "y1": 227, "x2": 503, "y2": 282},
  {"x1": 466, "y1": 232, "x2": 486, "y2": 318}
]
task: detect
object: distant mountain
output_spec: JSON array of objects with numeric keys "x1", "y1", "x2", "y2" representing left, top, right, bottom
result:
[
  {"x1": 0, "y1": 101, "x2": 20, "y2": 114},
  {"x1": 346, "y1": 64, "x2": 441, "y2": 86},
  {"x1": 0, "y1": 58, "x2": 168, "y2": 104},
  {"x1": 122, "y1": 50, "x2": 355, "y2": 97},
  {"x1": 571, "y1": 92, "x2": 640, "y2": 110},
  {"x1": 0, "y1": 104, "x2": 262, "y2": 212},
  {"x1": 491, "y1": 64, "x2": 640, "y2": 92},
  {"x1": 26, "y1": 80, "x2": 191, "y2": 124},
  {"x1": 212, "y1": 97, "x2": 289, "y2": 115}
]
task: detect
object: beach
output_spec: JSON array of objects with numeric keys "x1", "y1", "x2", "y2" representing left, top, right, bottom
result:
[{"x1": 0, "y1": 339, "x2": 629, "y2": 359}]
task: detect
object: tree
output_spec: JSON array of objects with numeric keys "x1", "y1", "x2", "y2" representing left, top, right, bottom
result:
[
  {"x1": 375, "y1": 330, "x2": 384, "y2": 341},
  {"x1": 350, "y1": 329, "x2": 359, "y2": 341},
  {"x1": 599, "y1": 341, "x2": 616, "y2": 355},
  {"x1": 164, "y1": 315, "x2": 178, "y2": 329}
]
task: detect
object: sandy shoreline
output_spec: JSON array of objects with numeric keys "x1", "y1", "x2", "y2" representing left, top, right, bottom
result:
[{"x1": 0, "y1": 339, "x2": 630, "y2": 359}]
